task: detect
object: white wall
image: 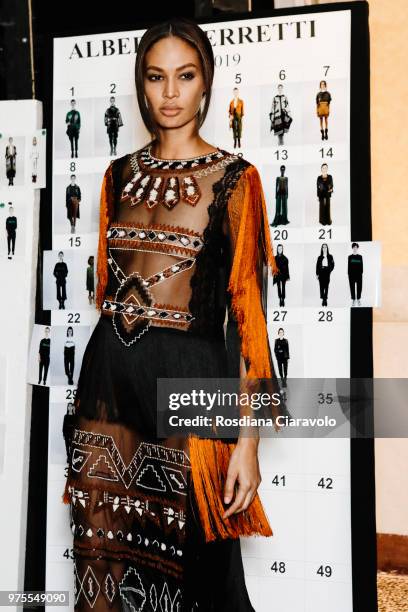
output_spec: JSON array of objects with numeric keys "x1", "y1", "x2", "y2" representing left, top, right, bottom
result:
[{"x1": 0, "y1": 99, "x2": 42, "y2": 596}]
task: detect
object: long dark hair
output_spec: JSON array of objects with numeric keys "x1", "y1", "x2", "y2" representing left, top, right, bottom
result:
[
  {"x1": 320, "y1": 243, "x2": 330, "y2": 256},
  {"x1": 135, "y1": 18, "x2": 214, "y2": 139}
]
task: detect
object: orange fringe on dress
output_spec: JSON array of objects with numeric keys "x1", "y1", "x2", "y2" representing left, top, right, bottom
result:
[
  {"x1": 95, "y1": 162, "x2": 114, "y2": 311},
  {"x1": 64, "y1": 161, "x2": 279, "y2": 544}
]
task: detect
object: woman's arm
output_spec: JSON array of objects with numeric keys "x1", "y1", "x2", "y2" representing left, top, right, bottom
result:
[{"x1": 222, "y1": 163, "x2": 281, "y2": 517}]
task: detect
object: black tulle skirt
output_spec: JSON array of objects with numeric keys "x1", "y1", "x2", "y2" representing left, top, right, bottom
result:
[{"x1": 64, "y1": 314, "x2": 255, "y2": 611}]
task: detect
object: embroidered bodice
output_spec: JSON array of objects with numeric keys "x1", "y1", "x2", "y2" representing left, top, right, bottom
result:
[
  {"x1": 95, "y1": 141, "x2": 280, "y2": 403},
  {"x1": 99, "y1": 144, "x2": 243, "y2": 347}
]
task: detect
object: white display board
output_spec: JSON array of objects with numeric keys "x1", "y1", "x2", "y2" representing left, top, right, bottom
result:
[
  {"x1": 0, "y1": 99, "x2": 44, "y2": 606},
  {"x1": 45, "y1": 9, "x2": 377, "y2": 611}
]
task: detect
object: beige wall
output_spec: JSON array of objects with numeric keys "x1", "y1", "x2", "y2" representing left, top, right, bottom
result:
[{"x1": 368, "y1": 0, "x2": 408, "y2": 537}]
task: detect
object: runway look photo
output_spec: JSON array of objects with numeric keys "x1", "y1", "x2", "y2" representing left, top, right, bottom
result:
[
  {"x1": 316, "y1": 80, "x2": 332, "y2": 140},
  {"x1": 62, "y1": 18, "x2": 282, "y2": 611},
  {"x1": 269, "y1": 83, "x2": 292, "y2": 145},
  {"x1": 105, "y1": 96, "x2": 124, "y2": 156},
  {"x1": 228, "y1": 87, "x2": 244, "y2": 149},
  {"x1": 316, "y1": 243, "x2": 335, "y2": 307},
  {"x1": 5, "y1": 136, "x2": 17, "y2": 186}
]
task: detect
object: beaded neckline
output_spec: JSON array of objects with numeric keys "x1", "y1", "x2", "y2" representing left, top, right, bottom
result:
[
  {"x1": 139, "y1": 144, "x2": 226, "y2": 171},
  {"x1": 121, "y1": 144, "x2": 237, "y2": 210}
]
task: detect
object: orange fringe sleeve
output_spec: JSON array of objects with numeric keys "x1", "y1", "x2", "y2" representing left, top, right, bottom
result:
[
  {"x1": 188, "y1": 164, "x2": 278, "y2": 543},
  {"x1": 226, "y1": 163, "x2": 278, "y2": 378},
  {"x1": 95, "y1": 162, "x2": 115, "y2": 311}
]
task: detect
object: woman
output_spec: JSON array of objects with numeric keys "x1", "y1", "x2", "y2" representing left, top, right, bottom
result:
[
  {"x1": 105, "y1": 96, "x2": 124, "y2": 156},
  {"x1": 316, "y1": 243, "x2": 335, "y2": 307},
  {"x1": 5, "y1": 137, "x2": 17, "y2": 186},
  {"x1": 269, "y1": 83, "x2": 292, "y2": 146},
  {"x1": 62, "y1": 18, "x2": 282, "y2": 611},
  {"x1": 228, "y1": 86, "x2": 244, "y2": 149},
  {"x1": 66, "y1": 99, "x2": 81, "y2": 158},
  {"x1": 6, "y1": 205, "x2": 17, "y2": 259},
  {"x1": 316, "y1": 80, "x2": 332, "y2": 140},
  {"x1": 66, "y1": 174, "x2": 81, "y2": 234},
  {"x1": 273, "y1": 244, "x2": 290, "y2": 307},
  {"x1": 30, "y1": 136, "x2": 40, "y2": 183},
  {"x1": 348, "y1": 242, "x2": 363, "y2": 307},
  {"x1": 274, "y1": 328, "x2": 289, "y2": 387},
  {"x1": 64, "y1": 326, "x2": 75, "y2": 386},
  {"x1": 317, "y1": 163, "x2": 333, "y2": 226},
  {"x1": 270, "y1": 165, "x2": 289, "y2": 227},
  {"x1": 86, "y1": 255, "x2": 95, "y2": 305}
]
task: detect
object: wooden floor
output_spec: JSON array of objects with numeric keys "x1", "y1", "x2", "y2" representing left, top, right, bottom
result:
[{"x1": 377, "y1": 570, "x2": 408, "y2": 612}]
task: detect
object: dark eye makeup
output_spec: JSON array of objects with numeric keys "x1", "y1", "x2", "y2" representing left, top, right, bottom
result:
[{"x1": 145, "y1": 71, "x2": 196, "y2": 82}]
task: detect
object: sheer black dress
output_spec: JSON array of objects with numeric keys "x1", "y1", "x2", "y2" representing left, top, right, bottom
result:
[{"x1": 62, "y1": 144, "x2": 280, "y2": 611}]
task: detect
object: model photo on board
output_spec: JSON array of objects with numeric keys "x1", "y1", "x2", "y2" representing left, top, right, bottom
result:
[
  {"x1": 38, "y1": 326, "x2": 51, "y2": 386},
  {"x1": 61, "y1": 17, "x2": 284, "y2": 611},
  {"x1": 65, "y1": 99, "x2": 81, "y2": 158},
  {"x1": 65, "y1": 174, "x2": 81, "y2": 234},
  {"x1": 5, "y1": 137, "x2": 17, "y2": 186},
  {"x1": 104, "y1": 96, "x2": 124, "y2": 156},
  {"x1": 269, "y1": 83, "x2": 292, "y2": 145},
  {"x1": 6, "y1": 205, "x2": 17, "y2": 259},
  {"x1": 30, "y1": 136, "x2": 40, "y2": 183},
  {"x1": 317, "y1": 163, "x2": 334, "y2": 226},
  {"x1": 63, "y1": 326, "x2": 75, "y2": 386},
  {"x1": 316, "y1": 79, "x2": 332, "y2": 140},
  {"x1": 53, "y1": 251, "x2": 68, "y2": 310},
  {"x1": 86, "y1": 255, "x2": 95, "y2": 305},
  {"x1": 274, "y1": 327, "x2": 290, "y2": 387},
  {"x1": 270, "y1": 164, "x2": 289, "y2": 227},
  {"x1": 273, "y1": 243, "x2": 290, "y2": 307},
  {"x1": 348, "y1": 242, "x2": 363, "y2": 306},
  {"x1": 228, "y1": 86, "x2": 244, "y2": 149},
  {"x1": 316, "y1": 242, "x2": 335, "y2": 307}
]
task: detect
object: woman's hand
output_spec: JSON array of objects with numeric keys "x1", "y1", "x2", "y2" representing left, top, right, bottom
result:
[{"x1": 222, "y1": 437, "x2": 261, "y2": 519}]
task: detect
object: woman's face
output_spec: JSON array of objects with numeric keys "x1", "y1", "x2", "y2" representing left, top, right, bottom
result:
[
  {"x1": 144, "y1": 36, "x2": 205, "y2": 132},
  {"x1": 277, "y1": 246, "x2": 283, "y2": 255},
  {"x1": 322, "y1": 245, "x2": 328, "y2": 255}
]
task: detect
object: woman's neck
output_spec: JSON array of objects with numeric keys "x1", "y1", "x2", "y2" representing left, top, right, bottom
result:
[{"x1": 152, "y1": 123, "x2": 217, "y2": 160}]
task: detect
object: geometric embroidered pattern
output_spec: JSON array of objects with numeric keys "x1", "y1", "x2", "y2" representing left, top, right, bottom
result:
[
  {"x1": 121, "y1": 145, "x2": 228, "y2": 210},
  {"x1": 119, "y1": 566, "x2": 183, "y2": 612},
  {"x1": 71, "y1": 430, "x2": 190, "y2": 492},
  {"x1": 71, "y1": 448, "x2": 92, "y2": 473},
  {"x1": 102, "y1": 299, "x2": 193, "y2": 323},
  {"x1": 104, "y1": 213, "x2": 199, "y2": 346},
  {"x1": 119, "y1": 566, "x2": 146, "y2": 611},
  {"x1": 87, "y1": 455, "x2": 119, "y2": 482},
  {"x1": 161, "y1": 466, "x2": 188, "y2": 496},
  {"x1": 103, "y1": 572, "x2": 117, "y2": 605},
  {"x1": 69, "y1": 486, "x2": 187, "y2": 532},
  {"x1": 74, "y1": 561, "x2": 200, "y2": 611},
  {"x1": 136, "y1": 463, "x2": 166, "y2": 492},
  {"x1": 79, "y1": 565, "x2": 100, "y2": 608},
  {"x1": 107, "y1": 254, "x2": 196, "y2": 291},
  {"x1": 107, "y1": 225, "x2": 204, "y2": 252},
  {"x1": 72, "y1": 519, "x2": 184, "y2": 558}
]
